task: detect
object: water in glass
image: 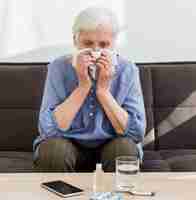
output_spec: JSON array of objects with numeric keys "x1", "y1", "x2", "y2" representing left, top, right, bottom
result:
[{"x1": 115, "y1": 156, "x2": 139, "y2": 190}]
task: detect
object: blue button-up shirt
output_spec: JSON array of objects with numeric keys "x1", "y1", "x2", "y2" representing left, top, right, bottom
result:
[{"x1": 33, "y1": 55, "x2": 146, "y2": 159}]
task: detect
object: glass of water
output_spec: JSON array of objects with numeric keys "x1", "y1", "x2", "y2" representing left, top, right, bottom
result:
[{"x1": 115, "y1": 156, "x2": 139, "y2": 190}]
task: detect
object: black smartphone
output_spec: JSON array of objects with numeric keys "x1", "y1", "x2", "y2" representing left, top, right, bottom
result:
[{"x1": 41, "y1": 180, "x2": 84, "y2": 197}]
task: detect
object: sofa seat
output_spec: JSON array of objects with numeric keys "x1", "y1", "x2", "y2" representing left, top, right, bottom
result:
[
  {"x1": 0, "y1": 152, "x2": 34, "y2": 172},
  {"x1": 159, "y1": 149, "x2": 196, "y2": 171},
  {"x1": 141, "y1": 150, "x2": 171, "y2": 172},
  {"x1": 142, "y1": 150, "x2": 196, "y2": 172}
]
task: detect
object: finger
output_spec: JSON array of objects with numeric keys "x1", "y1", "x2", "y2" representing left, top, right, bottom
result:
[
  {"x1": 84, "y1": 54, "x2": 97, "y2": 61},
  {"x1": 79, "y1": 48, "x2": 92, "y2": 56},
  {"x1": 98, "y1": 56, "x2": 111, "y2": 64},
  {"x1": 96, "y1": 62, "x2": 105, "y2": 70},
  {"x1": 101, "y1": 50, "x2": 112, "y2": 60},
  {"x1": 97, "y1": 59, "x2": 110, "y2": 70},
  {"x1": 96, "y1": 61, "x2": 113, "y2": 78},
  {"x1": 100, "y1": 50, "x2": 109, "y2": 57},
  {"x1": 83, "y1": 61, "x2": 94, "y2": 74},
  {"x1": 81, "y1": 55, "x2": 94, "y2": 63},
  {"x1": 78, "y1": 53, "x2": 91, "y2": 63},
  {"x1": 90, "y1": 56, "x2": 97, "y2": 62},
  {"x1": 96, "y1": 63, "x2": 107, "y2": 76},
  {"x1": 100, "y1": 54, "x2": 112, "y2": 64},
  {"x1": 86, "y1": 61, "x2": 95, "y2": 67}
]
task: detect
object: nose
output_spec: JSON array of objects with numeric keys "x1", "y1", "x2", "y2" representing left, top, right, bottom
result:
[
  {"x1": 92, "y1": 46, "x2": 101, "y2": 51},
  {"x1": 90, "y1": 42, "x2": 101, "y2": 51}
]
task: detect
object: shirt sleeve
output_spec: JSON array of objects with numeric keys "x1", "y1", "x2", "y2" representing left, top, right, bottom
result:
[
  {"x1": 122, "y1": 63, "x2": 146, "y2": 143},
  {"x1": 38, "y1": 59, "x2": 71, "y2": 139}
]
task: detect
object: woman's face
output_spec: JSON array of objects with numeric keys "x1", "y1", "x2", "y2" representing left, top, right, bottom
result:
[{"x1": 74, "y1": 25, "x2": 115, "y2": 50}]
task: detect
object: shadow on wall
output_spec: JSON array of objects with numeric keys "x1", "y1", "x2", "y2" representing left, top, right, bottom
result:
[{"x1": 0, "y1": 44, "x2": 74, "y2": 63}]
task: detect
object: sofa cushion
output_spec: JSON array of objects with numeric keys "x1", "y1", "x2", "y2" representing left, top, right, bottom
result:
[
  {"x1": 141, "y1": 150, "x2": 171, "y2": 172},
  {"x1": 160, "y1": 149, "x2": 196, "y2": 171},
  {"x1": 142, "y1": 149, "x2": 196, "y2": 172},
  {"x1": 0, "y1": 151, "x2": 34, "y2": 172}
]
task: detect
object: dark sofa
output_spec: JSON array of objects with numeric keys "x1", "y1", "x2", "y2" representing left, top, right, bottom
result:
[{"x1": 1, "y1": 62, "x2": 196, "y2": 172}]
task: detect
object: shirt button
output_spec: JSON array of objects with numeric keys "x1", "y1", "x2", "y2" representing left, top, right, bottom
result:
[
  {"x1": 89, "y1": 105, "x2": 94, "y2": 108},
  {"x1": 89, "y1": 112, "x2": 94, "y2": 117}
]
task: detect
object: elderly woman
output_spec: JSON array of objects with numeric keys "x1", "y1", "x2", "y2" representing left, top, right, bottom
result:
[{"x1": 33, "y1": 6, "x2": 146, "y2": 172}]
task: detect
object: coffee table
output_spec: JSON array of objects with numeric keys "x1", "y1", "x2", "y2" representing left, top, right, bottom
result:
[{"x1": 0, "y1": 172, "x2": 195, "y2": 199}]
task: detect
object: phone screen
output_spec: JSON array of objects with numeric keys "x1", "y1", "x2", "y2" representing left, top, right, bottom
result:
[{"x1": 42, "y1": 180, "x2": 83, "y2": 196}]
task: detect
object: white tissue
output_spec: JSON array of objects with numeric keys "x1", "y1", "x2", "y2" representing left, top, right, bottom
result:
[{"x1": 72, "y1": 48, "x2": 118, "y2": 80}]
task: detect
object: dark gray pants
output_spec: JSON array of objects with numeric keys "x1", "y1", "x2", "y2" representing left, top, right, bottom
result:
[{"x1": 34, "y1": 137, "x2": 138, "y2": 172}]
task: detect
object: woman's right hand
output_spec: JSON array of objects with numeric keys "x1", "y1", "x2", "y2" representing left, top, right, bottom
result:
[{"x1": 74, "y1": 50, "x2": 95, "y2": 89}]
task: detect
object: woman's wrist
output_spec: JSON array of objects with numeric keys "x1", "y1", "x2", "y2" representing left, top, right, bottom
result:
[
  {"x1": 78, "y1": 84, "x2": 91, "y2": 94},
  {"x1": 96, "y1": 88, "x2": 110, "y2": 100}
]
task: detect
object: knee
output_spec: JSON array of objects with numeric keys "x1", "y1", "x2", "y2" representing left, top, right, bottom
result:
[
  {"x1": 114, "y1": 137, "x2": 138, "y2": 154},
  {"x1": 101, "y1": 137, "x2": 138, "y2": 172},
  {"x1": 102, "y1": 137, "x2": 138, "y2": 159},
  {"x1": 38, "y1": 138, "x2": 71, "y2": 159},
  {"x1": 34, "y1": 138, "x2": 77, "y2": 172}
]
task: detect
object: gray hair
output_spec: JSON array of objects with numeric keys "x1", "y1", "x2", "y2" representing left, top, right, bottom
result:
[{"x1": 72, "y1": 6, "x2": 120, "y2": 38}]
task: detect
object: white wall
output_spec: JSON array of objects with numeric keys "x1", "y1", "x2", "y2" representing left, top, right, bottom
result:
[
  {"x1": 0, "y1": 0, "x2": 196, "y2": 62},
  {"x1": 121, "y1": 0, "x2": 196, "y2": 62}
]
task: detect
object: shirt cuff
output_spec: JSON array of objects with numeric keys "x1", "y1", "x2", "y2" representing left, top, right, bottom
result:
[{"x1": 123, "y1": 113, "x2": 144, "y2": 143}]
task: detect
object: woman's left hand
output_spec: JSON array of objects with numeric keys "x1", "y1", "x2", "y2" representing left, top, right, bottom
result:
[{"x1": 96, "y1": 51, "x2": 113, "y2": 94}]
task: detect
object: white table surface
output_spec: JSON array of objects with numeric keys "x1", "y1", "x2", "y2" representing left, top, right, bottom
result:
[{"x1": 0, "y1": 172, "x2": 195, "y2": 200}]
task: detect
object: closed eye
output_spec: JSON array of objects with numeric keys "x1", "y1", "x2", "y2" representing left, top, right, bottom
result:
[
  {"x1": 83, "y1": 40, "x2": 94, "y2": 47},
  {"x1": 99, "y1": 41, "x2": 110, "y2": 48}
]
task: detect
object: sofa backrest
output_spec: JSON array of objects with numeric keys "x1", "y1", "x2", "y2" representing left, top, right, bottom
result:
[
  {"x1": 147, "y1": 63, "x2": 196, "y2": 150},
  {"x1": 0, "y1": 64, "x2": 47, "y2": 152},
  {"x1": 1, "y1": 62, "x2": 196, "y2": 152}
]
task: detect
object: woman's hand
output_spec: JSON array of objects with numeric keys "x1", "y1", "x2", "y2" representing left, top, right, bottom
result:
[
  {"x1": 74, "y1": 50, "x2": 96, "y2": 89},
  {"x1": 96, "y1": 51, "x2": 113, "y2": 94}
]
